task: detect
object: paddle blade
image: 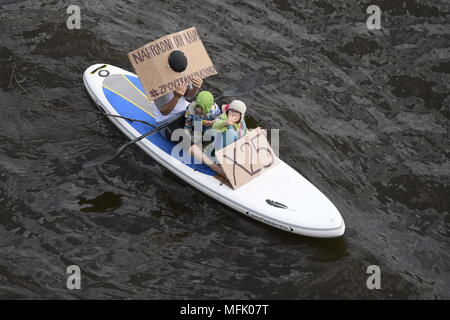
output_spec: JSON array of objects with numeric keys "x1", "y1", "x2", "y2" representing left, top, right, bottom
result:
[{"x1": 83, "y1": 125, "x2": 161, "y2": 168}]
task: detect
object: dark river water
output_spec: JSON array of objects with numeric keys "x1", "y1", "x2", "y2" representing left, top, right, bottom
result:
[{"x1": 0, "y1": 0, "x2": 449, "y2": 299}]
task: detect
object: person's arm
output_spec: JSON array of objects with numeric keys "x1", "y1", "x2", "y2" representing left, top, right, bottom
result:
[
  {"x1": 213, "y1": 113, "x2": 240, "y2": 130},
  {"x1": 202, "y1": 120, "x2": 215, "y2": 127},
  {"x1": 202, "y1": 104, "x2": 221, "y2": 127},
  {"x1": 212, "y1": 118, "x2": 228, "y2": 131},
  {"x1": 159, "y1": 95, "x2": 181, "y2": 116},
  {"x1": 158, "y1": 85, "x2": 187, "y2": 116},
  {"x1": 185, "y1": 77, "x2": 203, "y2": 100}
]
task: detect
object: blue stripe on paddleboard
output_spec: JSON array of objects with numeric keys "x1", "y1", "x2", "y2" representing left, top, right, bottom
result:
[{"x1": 102, "y1": 84, "x2": 215, "y2": 176}]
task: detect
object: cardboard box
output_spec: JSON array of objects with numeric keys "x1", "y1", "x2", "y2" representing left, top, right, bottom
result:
[{"x1": 215, "y1": 128, "x2": 280, "y2": 189}]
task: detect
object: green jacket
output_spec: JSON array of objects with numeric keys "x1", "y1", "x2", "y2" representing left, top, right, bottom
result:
[{"x1": 212, "y1": 113, "x2": 248, "y2": 137}]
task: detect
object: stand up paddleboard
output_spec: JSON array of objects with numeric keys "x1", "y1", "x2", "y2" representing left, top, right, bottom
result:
[{"x1": 83, "y1": 64, "x2": 345, "y2": 238}]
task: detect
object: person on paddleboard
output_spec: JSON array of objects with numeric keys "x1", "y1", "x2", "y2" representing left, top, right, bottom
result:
[
  {"x1": 184, "y1": 91, "x2": 221, "y2": 133},
  {"x1": 188, "y1": 100, "x2": 248, "y2": 176},
  {"x1": 212, "y1": 100, "x2": 248, "y2": 151},
  {"x1": 154, "y1": 50, "x2": 204, "y2": 139}
]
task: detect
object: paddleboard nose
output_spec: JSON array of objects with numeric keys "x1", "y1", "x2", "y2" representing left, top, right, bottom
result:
[{"x1": 85, "y1": 63, "x2": 109, "y2": 76}]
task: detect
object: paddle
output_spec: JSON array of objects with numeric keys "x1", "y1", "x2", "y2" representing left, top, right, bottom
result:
[
  {"x1": 83, "y1": 113, "x2": 183, "y2": 168},
  {"x1": 83, "y1": 72, "x2": 264, "y2": 168},
  {"x1": 95, "y1": 113, "x2": 156, "y2": 128}
]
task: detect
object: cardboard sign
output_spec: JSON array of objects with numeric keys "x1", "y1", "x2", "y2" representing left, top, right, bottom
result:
[
  {"x1": 215, "y1": 128, "x2": 280, "y2": 189},
  {"x1": 127, "y1": 27, "x2": 217, "y2": 100}
]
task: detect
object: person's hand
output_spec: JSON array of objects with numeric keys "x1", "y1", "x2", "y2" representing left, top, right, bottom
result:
[
  {"x1": 202, "y1": 120, "x2": 215, "y2": 126},
  {"x1": 226, "y1": 113, "x2": 240, "y2": 126},
  {"x1": 174, "y1": 84, "x2": 187, "y2": 98},
  {"x1": 191, "y1": 77, "x2": 203, "y2": 89}
]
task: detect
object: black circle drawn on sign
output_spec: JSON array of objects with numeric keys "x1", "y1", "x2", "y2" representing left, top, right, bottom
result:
[
  {"x1": 168, "y1": 50, "x2": 188, "y2": 73},
  {"x1": 98, "y1": 70, "x2": 110, "y2": 77}
]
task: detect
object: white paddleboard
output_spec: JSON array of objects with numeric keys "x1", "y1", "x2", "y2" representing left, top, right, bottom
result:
[{"x1": 83, "y1": 64, "x2": 345, "y2": 238}]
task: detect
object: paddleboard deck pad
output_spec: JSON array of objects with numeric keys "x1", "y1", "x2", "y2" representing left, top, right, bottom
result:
[{"x1": 83, "y1": 64, "x2": 345, "y2": 238}]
